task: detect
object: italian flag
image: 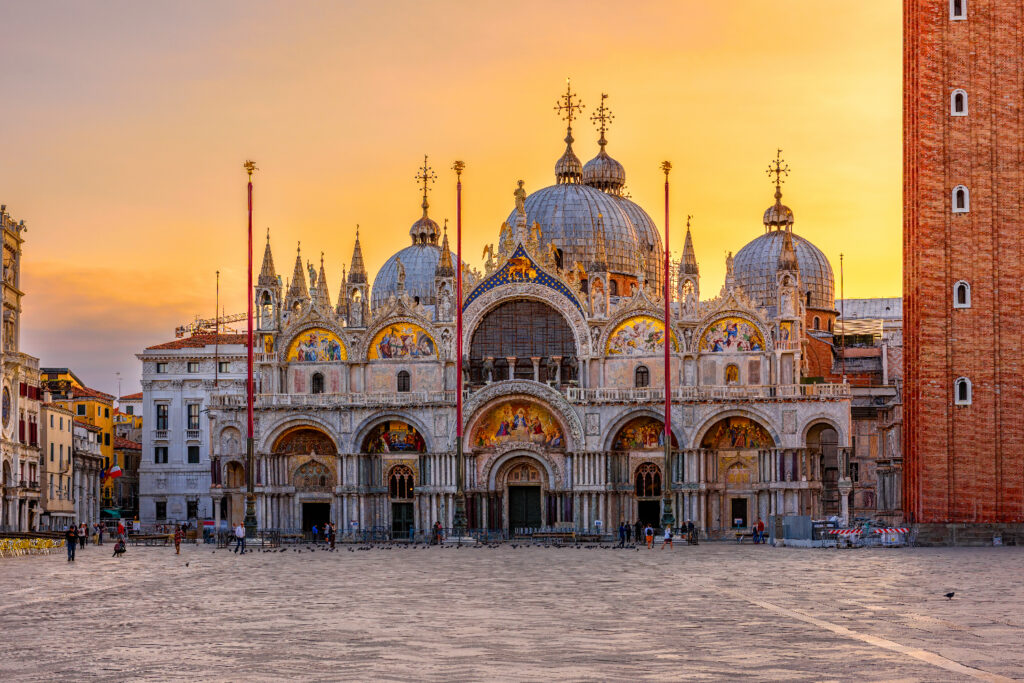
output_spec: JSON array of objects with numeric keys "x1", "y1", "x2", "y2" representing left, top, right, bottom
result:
[{"x1": 104, "y1": 465, "x2": 123, "y2": 480}]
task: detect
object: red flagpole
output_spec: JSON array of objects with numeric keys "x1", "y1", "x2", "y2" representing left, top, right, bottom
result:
[
  {"x1": 453, "y1": 160, "x2": 467, "y2": 538},
  {"x1": 661, "y1": 161, "x2": 675, "y2": 531},
  {"x1": 243, "y1": 159, "x2": 257, "y2": 535}
]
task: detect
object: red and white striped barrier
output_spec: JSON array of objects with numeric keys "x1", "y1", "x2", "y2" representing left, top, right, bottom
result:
[
  {"x1": 873, "y1": 528, "x2": 909, "y2": 534},
  {"x1": 828, "y1": 529, "x2": 861, "y2": 535}
]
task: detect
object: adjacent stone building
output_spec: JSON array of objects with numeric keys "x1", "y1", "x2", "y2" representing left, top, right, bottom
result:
[{"x1": 40, "y1": 402, "x2": 75, "y2": 530}]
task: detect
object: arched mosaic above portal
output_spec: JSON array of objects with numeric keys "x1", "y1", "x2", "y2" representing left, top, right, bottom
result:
[
  {"x1": 698, "y1": 317, "x2": 764, "y2": 353},
  {"x1": 273, "y1": 427, "x2": 337, "y2": 456},
  {"x1": 369, "y1": 323, "x2": 436, "y2": 359},
  {"x1": 286, "y1": 328, "x2": 347, "y2": 362},
  {"x1": 701, "y1": 417, "x2": 774, "y2": 449},
  {"x1": 606, "y1": 315, "x2": 679, "y2": 355},
  {"x1": 471, "y1": 400, "x2": 564, "y2": 450},
  {"x1": 611, "y1": 416, "x2": 678, "y2": 451},
  {"x1": 363, "y1": 420, "x2": 426, "y2": 454}
]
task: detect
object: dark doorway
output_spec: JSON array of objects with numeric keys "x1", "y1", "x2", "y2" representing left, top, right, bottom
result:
[
  {"x1": 637, "y1": 500, "x2": 661, "y2": 529},
  {"x1": 391, "y1": 502, "x2": 414, "y2": 539},
  {"x1": 302, "y1": 502, "x2": 331, "y2": 533},
  {"x1": 730, "y1": 498, "x2": 748, "y2": 528},
  {"x1": 508, "y1": 486, "x2": 541, "y2": 533}
]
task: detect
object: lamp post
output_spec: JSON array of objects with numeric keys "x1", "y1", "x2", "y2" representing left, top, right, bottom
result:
[
  {"x1": 243, "y1": 160, "x2": 258, "y2": 538},
  {"x1": 452, "y1": 160, "x2": 467, "y2": 543},
  {"x1": 660, "y1": 161, "x2": 676, "y2": 534}
]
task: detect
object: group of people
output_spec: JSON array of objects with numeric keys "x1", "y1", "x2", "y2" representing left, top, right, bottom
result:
[
  {"x1": 309, "y1": 522, "x2": 338, "y2": 547},
  {"x1": 617, "y1": 520, "x2": 700, "y2": 548},
  {"x1": 65, "y1": 521, "x2": 127, "y2": 562}
]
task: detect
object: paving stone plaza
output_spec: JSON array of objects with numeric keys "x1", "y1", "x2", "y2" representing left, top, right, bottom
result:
[{"x1": 1, "y1": 544, "x2": 1021, "y2": 681}]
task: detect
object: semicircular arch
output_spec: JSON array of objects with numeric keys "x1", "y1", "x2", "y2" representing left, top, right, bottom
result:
[
  {"x1": 259, "y1": 416, "x2": 339, "y2": 455},
  {"x1": 358, "y1": 313, "x2": 440, "y2": 362},
  {"x1": 603, "y1": 408, "x2": 685, "y2": 452},
  {"x1": 462, "y1": 284, "x2": 591, "y2": 358},
  {"x1": 690, "y1": 409, "x2": 779, "y2": 450},
  {"x1": 351, "y1": 411, "x2": 433, "y2": 454},
  {"x1": 801, "y1": 416, "x2": 848, "y2": 447}
]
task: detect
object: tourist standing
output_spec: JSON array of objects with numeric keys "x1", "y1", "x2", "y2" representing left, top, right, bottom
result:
[
  {"x1": 234, "y1": 523, "x2": 246, "y2": 554},
  {"x1": 644, "y1": 524, "x2": 654, "y2": 549},
  {"x1": 661, "y1": 525, "x2": 673, "y2": 549},
  {"x1": 78, "y1": 523, "x2": 87, "y2": 549},
  {"x1": 65, "y1": 524, "x2": 77, "y2": 562},
  {"x1": 117, "y1": 520, "x2": 126, "y2": 542},
  {"x1": 634, "y1": 520, "x2": 643, "y2": 545},
  {"x1": 618, "y1": 522, "x2": 626, "y2": 548},
  {"x1": 174, "y1": 525, "x2": 184, "y2": 555},
  {"x1": 756, "y1": 518, "x2": 765, "y2": 544},
  {"x1": 95, "y1": 522, "x2": 104, "y2": 545},
  {"x1": 625, "y1": 521, "x2": 633, "y2": 544},
  {"x1": 311, "y1": 524, "x2": 319, "y2": 543}
]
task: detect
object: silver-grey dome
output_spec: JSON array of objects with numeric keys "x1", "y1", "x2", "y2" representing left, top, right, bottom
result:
[
  {"x1": 611, "y1": 194, "x2": 663, "y2": 291},
  {"x1": 372, "y1": 243, "x2": 441, "y2": 308},
  {"x1": 505, "y1": 183, "x2": 641, "y2": 276},
  {"x1": 582, "y1": 148, "x2": 626, "y2": 193},
  {"x1": 733, "y1": 230, "x2": 835, "y2": 311}
]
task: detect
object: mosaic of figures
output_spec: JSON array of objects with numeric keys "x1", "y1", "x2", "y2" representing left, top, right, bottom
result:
[
  {"x1": 286, "y1": 328, "x2": 347, "y2": 362},
  {"x1": 369, "y1": 323, "x2": 436, "y2": 359},
  {"x1": 606, "y1": 316, "x2": 679, "y2": 356},
  {"x1": 698, "y1": 317, "x2": 764, "y2": 353},
  {"x1": 701, "y1": 417, "x2": 774, "y2": 449},
  {"x1": 273, "y1": 427, "x2": 336, "y2": 456},
  {"x1": 363, "y1": 420, "x2": 426, "y2": 454},
  {"x1": 471, "y1": 400, "x2": 564, "y2": 449},
  {"x1": 612, "y1": 416, "x2": 678, "y2": 451},
  {"x1": 779, "y1": 321, "x2": 794, "y2": 345}
]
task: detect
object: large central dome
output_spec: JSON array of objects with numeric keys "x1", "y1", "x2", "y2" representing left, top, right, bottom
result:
[{"x1": 734, "y1": 231, "x2": 834, "y2": 311}]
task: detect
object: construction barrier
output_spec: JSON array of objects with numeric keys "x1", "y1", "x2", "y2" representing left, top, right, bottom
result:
[{"x1": 0, "y1": 537, "x2": 65, "y2": 559}]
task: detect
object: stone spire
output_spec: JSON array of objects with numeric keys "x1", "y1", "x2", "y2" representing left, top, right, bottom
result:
[
  {"x1": 348, "y1": 226, "x2": 367, "y2": 284},
  {"x1": 314, "y1": 253, "x2": 331, "y2": 309},
  {"x1": 436, "y1": 220, "x2": 455, "y2": 277},
  {"x1": 258, "y1": 228, "x2": 277, "y2": 287},
  {"x1": 336, "y1": 264, "x2": 348, "y2": 314},
  {"x1": 590, "y1": 212, "x2": 608, "y2": 272},
  {"x1": 681, "y1": 218, "x2": 699, "y2": 275},
  {"x1": 777, "y1": 227, "x2": 800, "y2": 273},
  {"x1": 286, "y1": 242, "x2": 309, "y2": 301}
]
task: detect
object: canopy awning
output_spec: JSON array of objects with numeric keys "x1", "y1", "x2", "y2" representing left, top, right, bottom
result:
[{"x1": 100, "y1": 509, "x2": 121, "y2": 518}]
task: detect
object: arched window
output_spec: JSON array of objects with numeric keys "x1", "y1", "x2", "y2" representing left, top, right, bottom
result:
[
  {"x1": 725, "y1": 364, "x2": 740, "y2": 385},
  {"x1": 952, "y1": 185, "x2": 970, "y2": 213},
  {"x1": 470, "y1": 299, "x2": 577, "y2": 383},
  {"x1": 635, "y1": 463, "x2": 661, "y2": 498},
  {"x1": 609, "y1": 279, "x2": 619, "y2": 296},
  {"x1": 805, "y1": 291, "x2": 812, "y2": 307},
  {"x1": 813, "y1": 316, "x2": 821, "y2": 330},
  {"x1": 951, "y1": 89, "x2": 968, "y2": 116},
  {"x1": 953, "y1": 280, "x2": 971, "y2": 309},
  {"x1": 311, "y1": 373, "x2": 324, "y2": 394},
  {"x1": 635, "y1": 365, "x2": 650, "y2": 388},
  {"x1": 954, "y1": 377, "x2": 972, "y2": 405},
  {"x1": 827, "y1": 319, "x2": 834, "y2": 332},
  {"x1": 259, "y1": 291, "x2": 273, "y2": 329},
  {"x1": 396, "y1": 370, "x2": 411, "y2": 393},
  {"x1": 389, "y1": 465, "x2": 414, "y2": 499},
  {"x1": 950, "y1": 0, "x2": 966, "y2": 20}
]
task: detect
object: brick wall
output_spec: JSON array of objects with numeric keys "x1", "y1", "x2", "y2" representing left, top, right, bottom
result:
[{"x1": 904, "y1": 0, "x2": 1024, "y2": 523}]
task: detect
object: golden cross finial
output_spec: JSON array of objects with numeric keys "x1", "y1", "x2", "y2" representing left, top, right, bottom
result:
[
  {"x1": 452, "y1": 160, "x2": 465, "y2": 179},
  {"x1": 686, "y1": 214, "x2": 693, "y2": 230},
  {"x1": 766, "y1": 148, "x2": 790, "y2": 198},
  {"x1": 554, "y1": 78, "x2": 585, "y2": 131},
  {"x1": 320, "y1": 251, "x2": 324, "y2": 267},
  {"x1": 590, "y1": 92, "x2": 614, "y2": 145},
  {"x1": 661, "y1": 160, "x2": 672, "y2": 178},
  {"x1": 415, "y1": 154, "x2": 437, "y2": 214},
  {"x1": 243, "y1": 159, "x2": 257, "y2": 178}
]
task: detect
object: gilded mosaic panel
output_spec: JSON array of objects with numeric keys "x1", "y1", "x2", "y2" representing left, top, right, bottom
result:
[
  {"x1": 363, "y1": 420, "x2": 426, "y2": 454},
  {"x1": 612, "y1": 416, "x2": 677, "y2": 451},
  {"x1": 698, "y1": 317, "x2": 765, "y2": 353},
  {"x1": 606, "y1": 316, "x2": 679, "y2": 356},
  {"x1": 286, "y1": 328, "x2": 347, "y2": 362},
  {"x1": 369, "y1": 323, "x2": 436, "y2": 360},
  {"x1": 471, "y1": 400, "x2": 564, "y2": 450},
  {"x1": 701, "y1": 417, "x2": 774, "y2": 449}
]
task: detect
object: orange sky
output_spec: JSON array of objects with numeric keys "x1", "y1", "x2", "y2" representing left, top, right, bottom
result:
[{"x1": 0, "y1": 1, "x2": 902, "y2": 392}]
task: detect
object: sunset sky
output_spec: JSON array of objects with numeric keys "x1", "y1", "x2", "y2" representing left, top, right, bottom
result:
[{"x1": 0, "y1": 1, "x2": 902, "y2": 393}]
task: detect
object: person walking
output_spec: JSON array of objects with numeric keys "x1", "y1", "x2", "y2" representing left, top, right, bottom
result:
[
  {"x1": 78, "y1": 523, "x2": 87, "y2": 549},
  {"x1": 756, "y1": 518, "x2": 765, "y2": 544},
  {"x1": 644, "y1": 524, "x2": 654, "y2": 549},
  {"x1": 311, "y1": 524, "x2": 319, "y2": 543},
  {"x1": 329, "y1": 522, "x2": 336, "y2": 549},
  {"x1": 624, "y1": 521, "x2": 633, "y2": 544},
  {"x1": 618, "y1": 522, "x2": 627, "y2": 548},
  {"x1": 174, "y1": 525, "x2": 184, "y2": 555},
  {"x1": 65, "y1": 524, "x2": 78, "y2": 562},
  {"x1": 661, "y1": 525, "x2": 673, "y2": 549},
  {"x1": 95, "y1": 522, "x2": 104, "y2": 546},
  {"x1": 233, "y1": 522, "x2": 246, "y2": 554},
  {"x1": 116, "y1": 520, "x2": 126, "y2": 542}
]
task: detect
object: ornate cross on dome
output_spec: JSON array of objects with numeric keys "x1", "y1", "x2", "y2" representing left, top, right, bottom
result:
[
  {"x1": 415, "y1": 155, "x2": 437, "y2": 214},
  {"x1": 554, "y1": 78, "x2": 585, "y2": 132},
  {"x1": 590, "y1": 92, "x2": 614, "y2": 145},
  {"x1": 766, "y1": 149, "x2": 790, "y2": 196}
]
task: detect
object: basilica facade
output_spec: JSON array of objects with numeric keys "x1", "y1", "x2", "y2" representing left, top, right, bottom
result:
[{"x1": 206, "y1": 95, "x2": 852, "y2": 539}]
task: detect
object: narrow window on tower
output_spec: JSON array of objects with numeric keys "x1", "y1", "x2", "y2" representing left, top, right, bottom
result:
[
  {"x1": 952, "y1": 185, "x2": 970, "y2": 213},
  {"x1": 950, "y1": 0, "x2": 966, "y2": 20},
  {"x1": 812, "y1": 316, "x2": 821, "y2": 330},
  {"x1": 951, "y1": 89, "x2": 968, "y2": 116},
  {"x1": 954, "y1": 377, "x2": 972, "y2": 405},
  {"x1": 953, "y1": 280, "x2": 971, "y2": 309}
]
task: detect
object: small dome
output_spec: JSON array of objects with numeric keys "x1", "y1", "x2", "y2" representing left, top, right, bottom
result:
[
  {"x1": 763, "y1": 188, "x2": 794, "y2": 227},
  {"x1": 733, "y1": 231, "x2": 834, "y2": 311},
  {"x1": 371, "y1": 243, "x2": 441, "y2": 308},
  {"x1": 409, "y1": 215, "x2": 439, "y2": 245},
  {"x1": 554, "y1": 132, "x2": 583, "y2": 184},
  {"x1": 583, "y1": 148, "x2": 626, "y2": 193}
]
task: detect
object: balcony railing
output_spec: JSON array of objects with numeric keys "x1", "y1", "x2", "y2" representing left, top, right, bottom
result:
[
  {"x1": 566, "y1": 383, "x2": 850, "y2": 403},
  {"x1": 153, "y1": 429, "x2": 169, "y2": 440},
  {"x1": 185, "y1": 429, "x2": 202, "y2": 441}
]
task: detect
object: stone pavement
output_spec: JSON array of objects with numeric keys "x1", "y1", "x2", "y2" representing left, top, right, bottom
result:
[{"x1": 0, "y1": 542, "x2": 1021, "y2": 681}]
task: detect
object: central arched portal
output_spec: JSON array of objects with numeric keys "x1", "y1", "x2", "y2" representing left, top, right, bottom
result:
[
  {"x1": 273, "y1": 426, "x2": 337, "y2": 534},
  {"x1": 495, "y1": 456, "x2": 546, "y2": 535},
  {"x1": 700, "y1": 416, "x2": 774, "y2": 535}
]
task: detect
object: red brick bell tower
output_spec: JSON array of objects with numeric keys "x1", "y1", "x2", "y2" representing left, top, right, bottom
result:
[{"x1": 904, "y1": 0, "x2": 1024, "y2": 525}]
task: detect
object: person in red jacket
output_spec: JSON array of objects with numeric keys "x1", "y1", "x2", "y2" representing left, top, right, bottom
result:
[{"x1": 174, "y1": 525, "x2": 184, "y2": 554}]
